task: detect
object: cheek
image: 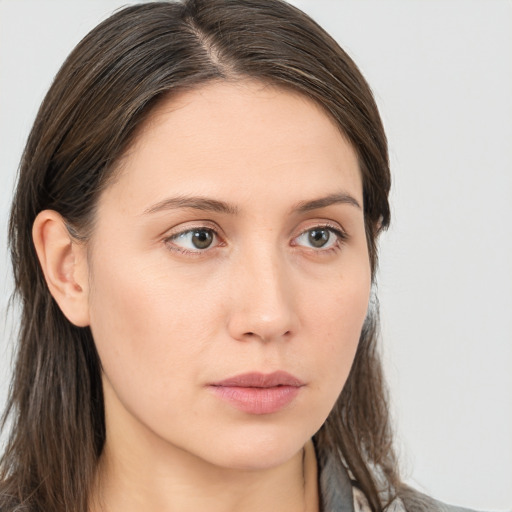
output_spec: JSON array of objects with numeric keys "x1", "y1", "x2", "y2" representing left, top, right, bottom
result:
[
  {"x1": 301, "y1": 266, "x2": 371, "y2": 401},
  {"x1": 86, "y1": 249, "x2": 221, "y2": 410}
]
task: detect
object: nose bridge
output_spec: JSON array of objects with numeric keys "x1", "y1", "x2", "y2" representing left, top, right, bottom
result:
[{"x1": 227, "y1": 236, "x2": 297, "y2": 342}]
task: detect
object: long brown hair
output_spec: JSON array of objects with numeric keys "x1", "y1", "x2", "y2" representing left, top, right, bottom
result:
[{"x1": 2, "y1": 1, "x2": 396, "y2": 510}]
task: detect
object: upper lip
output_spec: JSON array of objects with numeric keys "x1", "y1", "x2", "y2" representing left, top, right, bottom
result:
[{"x1": 210, "y1": 371, "x2": 304, "y2": 388}]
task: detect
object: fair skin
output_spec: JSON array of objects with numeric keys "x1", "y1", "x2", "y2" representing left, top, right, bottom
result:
[{"x1": 33, "y1": 80, "x2": 371, "y2": 512}]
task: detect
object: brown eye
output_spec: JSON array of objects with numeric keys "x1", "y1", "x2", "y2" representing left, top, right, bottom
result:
[
  {"x1": 190, "y1": 229, "x2": 214, "y2": 249},
  {"x1": 293, "y1": 225, "x2": 345, "y2": 251},
  {"x1": 308, "y1": 229, "x2": 330, "y2": 248},
  {"x1": 168, "y1": 228, "x2": 216, "y2": 251}
]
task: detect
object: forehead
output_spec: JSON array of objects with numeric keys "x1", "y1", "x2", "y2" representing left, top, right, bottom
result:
[{"x1": 101, "y1": 80, "x2": 362, "y2": 215}]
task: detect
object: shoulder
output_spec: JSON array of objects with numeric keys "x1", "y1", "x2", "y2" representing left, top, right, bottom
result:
[
  {"x1": 315, "y1": 446, "x2": 485, "y2": 512},
  {"x1": 397, "y1": 486, "x2": 485, "y2": 512},
  {"x1": 332, "y1": 474, "x2": 484, "y2": 512},
  {"x1": 354, "y1": 485, "x2": 485, "y2": 512}
]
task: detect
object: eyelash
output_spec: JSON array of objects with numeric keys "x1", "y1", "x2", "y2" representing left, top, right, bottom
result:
[
  {"x1": 163, "y1": 223, "x2": 222, "y2": 256},
  {"x1": 163, "y1": 223, "x2": 348, "y2": 256},
  {"x1": 291, "y1": 223, "x2": 348, "y2": 254}
]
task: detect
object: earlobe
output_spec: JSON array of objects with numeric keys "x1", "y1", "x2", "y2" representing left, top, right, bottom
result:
[{"x1": 32, "y1": 210, "x2": 90, "y2": 327}]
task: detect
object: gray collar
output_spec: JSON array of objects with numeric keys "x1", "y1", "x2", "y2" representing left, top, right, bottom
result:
[{"x1": 317, "y1": 448, "x2": 355, "y2": 512}]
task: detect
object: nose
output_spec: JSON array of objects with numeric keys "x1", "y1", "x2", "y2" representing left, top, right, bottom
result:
[{"x1": 226, "y1": 245, "x2": 299, "y2": 343}]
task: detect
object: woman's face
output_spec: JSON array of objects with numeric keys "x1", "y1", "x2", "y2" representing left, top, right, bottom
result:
[{"x1": 86, "y1": 80, "x2": 371, "y2": 470}]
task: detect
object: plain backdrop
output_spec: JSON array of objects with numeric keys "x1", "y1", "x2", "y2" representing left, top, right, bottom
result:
[{"x1": 0, "y1": 1, "x2": 511, "y2": 510}]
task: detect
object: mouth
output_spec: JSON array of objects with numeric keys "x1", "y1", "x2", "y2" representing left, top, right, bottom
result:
[{"x1": 208, "y1": 371, "x2": 305, "y2": 415}]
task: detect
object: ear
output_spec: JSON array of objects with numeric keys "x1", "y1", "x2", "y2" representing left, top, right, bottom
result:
[{"x1": 32, "y1": 210, "x2": 90, "y2": 327}]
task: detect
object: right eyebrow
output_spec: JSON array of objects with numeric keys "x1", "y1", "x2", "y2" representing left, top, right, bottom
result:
[
  {"x1": 293, "y1": 192, "x2": 362, "y2": 213},
  {"x1": 143, "y1": 195, "x2": 240, "y2": 216}
]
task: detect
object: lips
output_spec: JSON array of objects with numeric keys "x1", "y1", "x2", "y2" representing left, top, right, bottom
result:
[{"x1": 208, "y1": 371, "x2": 304, "y2": 415}]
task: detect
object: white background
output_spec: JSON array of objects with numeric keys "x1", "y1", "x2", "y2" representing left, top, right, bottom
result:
[{"x1": 0, "y1": 1, "x2": 511, "y2": 510}]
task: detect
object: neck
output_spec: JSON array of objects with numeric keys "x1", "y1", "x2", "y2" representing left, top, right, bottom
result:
[{"x1": 91, "y1": 439, "x2": 318, "y2": 512}]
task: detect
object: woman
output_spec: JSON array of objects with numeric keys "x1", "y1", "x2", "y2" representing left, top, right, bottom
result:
[{"x1": 0, "y1": 1, "x2": 480, "y2": 511}]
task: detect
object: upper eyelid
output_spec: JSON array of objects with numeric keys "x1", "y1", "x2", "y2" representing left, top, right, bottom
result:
[
  {"x1": 168, "y1": 226, "x2": 216, "y2": 239},
  {"x1": 294, "y1": 220, "x2": 348, "y2": 238},
  {"x1": 163, "y1": 220, "x2": 223, "y2": 238}
]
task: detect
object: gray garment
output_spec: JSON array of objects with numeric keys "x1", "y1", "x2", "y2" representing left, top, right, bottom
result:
[
  {"x1": 318, "y1": 449, "x2": 355, "y2": 512},
  {"x1": 317, "y1": 450, "x2": 483, "y2": 512},
  {"x1": 398, "y1": 487, "x2": 483, "y2": 512}
]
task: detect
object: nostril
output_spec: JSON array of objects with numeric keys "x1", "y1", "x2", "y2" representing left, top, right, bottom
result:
[{"x1": 242, "y1": 330, "x2": 292, "y2": 341}]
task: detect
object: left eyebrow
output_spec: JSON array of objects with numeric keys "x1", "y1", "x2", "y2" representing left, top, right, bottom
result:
[{"x1": 293, "y1": 192, "x2": 362, "y2": 213}]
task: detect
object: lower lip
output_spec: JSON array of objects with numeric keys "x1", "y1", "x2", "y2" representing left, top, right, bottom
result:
[{"x1": 209, "y1": 385, "x2": 301, "y2": 415}]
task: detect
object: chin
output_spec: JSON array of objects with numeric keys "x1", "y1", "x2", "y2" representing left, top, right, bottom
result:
[
  {"x1": 212, "y1": 447, "x2": 303, "y2": 472},
  {"x1": 195, "y1": 423, "x2": 314, "y2": 472}
]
